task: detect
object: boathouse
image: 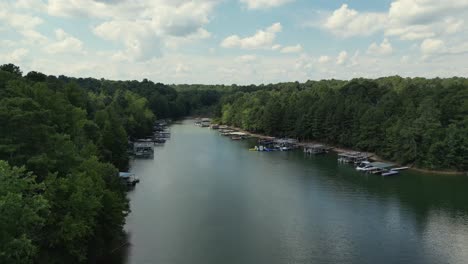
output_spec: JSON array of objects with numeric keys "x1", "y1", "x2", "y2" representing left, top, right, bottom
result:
[
  {"x1": 338, "y1": 152, "x2": 369, "y2": 163},
  {"x1": 303, "y1": 144, "x2": 331, "y2": 155},
  {"x1": 119, "y1": 172, "x2": 139, "y2": 186},
  {"x1": 133, "y1": 142, "x2": 154, "y2": 158}
]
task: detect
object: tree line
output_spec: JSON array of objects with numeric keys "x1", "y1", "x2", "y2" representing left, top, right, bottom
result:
[
  {"x1": 216, "y1": 78, "x2": 467, "y2": 171},
  {"x1": 0, "y1": 64, "x2": 218, "y2": 263}
]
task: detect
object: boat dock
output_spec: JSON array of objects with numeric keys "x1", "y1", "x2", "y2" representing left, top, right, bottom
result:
[
  {"x1": 303, "y1": 144, "x2": 332, "y2": 155},
  {"x1": 355, "y1": 161, "x2": 409, "y2": 176},
  {"x1": 195, "y1": 118, "x2": 211, "y2": 127},
  {"x1": 152, "y1": 119, "x2": 171, "y2": 144},
  {"x1": 338, "y1": 152, "x2": 370, "y2": 164},
  {"x1": 209, "y1": 123, "x2": 411, "y2": 175},
  {"x1": 249, "y1": 138, "x2": 299, "y2": 152},
  {"x1": 133, "y1": 142, "x2": 154, "y2": 158},
  {"x1": 119, "y1": 172, "x2": 140, "y2": 186}
]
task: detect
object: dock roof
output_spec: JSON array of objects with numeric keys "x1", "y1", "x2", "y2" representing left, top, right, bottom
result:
[
  {"x1": 369, "y1": 162, "x2": 394, "y2": 169},
  {"x1": 338, "y1": 152, "x2": 367, "y2": 158},
  {"x1": 119, "y1": 172, "x2": 135, "y2": 178},
  {"x1": 304, "y1": 144, "x2": 326, "y2": 148},
  {"x1": 229, "y1": 132, "x2": 248, "y2": 136},
  {"x1": 275, "y1": 138, "x2": 298, "y2": 144}
]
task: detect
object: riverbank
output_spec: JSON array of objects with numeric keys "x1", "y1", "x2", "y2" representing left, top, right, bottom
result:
[{"x1": 223, "y1": 125, "x2": 466, "y2": 176}]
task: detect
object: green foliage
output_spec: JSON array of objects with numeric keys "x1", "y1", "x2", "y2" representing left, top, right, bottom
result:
[
  {"x1": 0, "y1": 65, "x2": 170, "y2": 263},
  {"x1": 0, "y1": 63, "x2": 22, "y2": 77},
  {"x1": 0, "y1": 161, "x2": 49, "y2": 264},
  {"x1": 217, "y1": 78, "x2": 468, "y2": 171}
]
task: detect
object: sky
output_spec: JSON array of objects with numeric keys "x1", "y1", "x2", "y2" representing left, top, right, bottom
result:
[{"x1": 1, "y1": 0, "x2": 467, "y2": 84}]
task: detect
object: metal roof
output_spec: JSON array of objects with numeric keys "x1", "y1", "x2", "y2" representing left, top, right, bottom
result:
[
  {"x1": 369, "y1": 162, "x2": 394, "y2": 169},
  {"x1": 119, "y1": 172, "x2": 135, "y2": 178}
]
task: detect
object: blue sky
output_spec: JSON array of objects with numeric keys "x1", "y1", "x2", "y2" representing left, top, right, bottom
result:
[{"x1": 0, "y1": 0, "x2": 467, "y2": 84}]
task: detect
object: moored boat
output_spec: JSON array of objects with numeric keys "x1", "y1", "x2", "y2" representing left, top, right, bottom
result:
[{"x1": 381, "y1": 170, "x2": 399, "y2": 176}]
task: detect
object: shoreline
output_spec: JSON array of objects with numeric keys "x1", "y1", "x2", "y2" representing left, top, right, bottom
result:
[{"x1": 224, "y1": 125, "x2": 466, "y2": 176}]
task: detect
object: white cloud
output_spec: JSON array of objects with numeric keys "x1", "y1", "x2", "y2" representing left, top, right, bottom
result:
[
  {"x1": 2, "y1": 48, "x2": 29, "y2": 63},
  {"x1": 20, "y1": 30, "x2": 48, "y2": 44},
  {"x1": 2, "y1": 0, "x2": 468, "y2": 83},
  {"x1": 0, "y1": 40, "x2": 16, "y2": 48},
  {"x1": 45, "y1": 29, "x2": 84, "y2": 54},
  {"x1": 445, "y1": 18, "x2": 464, "y2": 34},
  {"x1": 235, "y1": 55, "x2": 257, "y2": 63},
  {"x1": 322, "y1": 1, "x2": 468, "y2": 42},
  {"x1": 336, "y1": 51, "x2": 348, "y2": 65},
  {"x1": 367, "y1": 38, "x2": 393, "y2": 55},
  {"x1": 93, "y1": 20, "x2": 160, "y2": 61},
  {"x1": 221, "y1": 22, "x2": 282, "y2": 50},
  {"x1": 385, "y1": 25, "x2": 436, "y2": 41},
  {"x1": 43, "y1": 0, "x2": 219, "y2": 61},
  {"x1": 401, "y1": 55, "x2": 410, "y2": 63},
  {"x1": 318, "y1": 55, "x2": 330, "y2": 63},
  {"x1": 280, "y1": 44, "x2": 303, "y2": 53},
  {"x1": 46, "y1": 0, "x2": 217, "y2": 37},
  {"x1": 14, "y1": 0, "x2": 47, "y2": 11},
  {"x1": 0, "y1": 9, "x2": 43, "y2": 30},
  {"x1": 323, "y1": 4, "x2": 387, "y2": 37},
  {"x1": 387, "y1": 0, "x2": 468, "y2": 25},
  {"x1": 349, "y1": 50, "x2": 360, "y2": 66},
  {"x1": 420, "y1": 38, "x2": 445, "y2": 55},
  {"x1": 13, "y1": 48, "x2": 468, "y2": 85},
  {"x1": 240, "y1": 0, "x2": 294, "y2": 9},
  {"x1": 165, "y1": 28, "x2": 211, "y2": 50},
  {"x1": 175, "y1": 63, "x2": 190, "y2": 74},
  {"x1": 0, "y1": 2, "x2": 49, "y2": 47},
  {"x1": 272, "y1": 44, "x2": 282, "y2": 50}
]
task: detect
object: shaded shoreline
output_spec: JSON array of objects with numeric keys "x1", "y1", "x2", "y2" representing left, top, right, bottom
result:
[{"x1": 222, "y1": 125, "x2": 466, "y2": 176}]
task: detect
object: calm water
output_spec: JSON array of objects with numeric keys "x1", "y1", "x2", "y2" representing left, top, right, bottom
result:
[{"x1": 118, "y1": 120, "x2": 468, "y2": 264}]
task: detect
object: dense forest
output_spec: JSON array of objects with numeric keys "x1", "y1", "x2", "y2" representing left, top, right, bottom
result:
[
  {"x1": 211, "y1": 78, "x2": 467, "y2": 171},
  {"x1": 0, "y1": 64, "x2": 219, "y2": 263},
  {"x1": 1, "y1": 63, "x2": 467, "y2": 263}
]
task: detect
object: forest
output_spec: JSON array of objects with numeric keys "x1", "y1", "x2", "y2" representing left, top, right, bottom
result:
[
  {"x1": 213, "y1": 78, "x2": 467, "y2": 171},
  {"x1": 0, "y1": 64, "x2": 218, "y2": 263},
  {"x1": 1, "y1": 64, "x2": 467, "y2": 263}
]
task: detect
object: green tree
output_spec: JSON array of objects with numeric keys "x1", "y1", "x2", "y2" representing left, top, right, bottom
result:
[
  {"x1": 0, "y1": 161, "x2": 49, "y2": 264},
  {"x1": 0, "y1": 63, "x2": 22, "y2": 77}
]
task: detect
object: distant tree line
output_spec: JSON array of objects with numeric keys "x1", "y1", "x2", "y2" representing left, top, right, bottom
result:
[
  {"x1": 0, "y1": 64, "x2": 219, "y2": 263},
  {"x1": 214, "y1": 78, "x2": 467, "y2": 171}
]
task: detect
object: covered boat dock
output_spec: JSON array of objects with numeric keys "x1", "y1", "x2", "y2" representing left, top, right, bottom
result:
[
  {"x1": 119, "y1": 172, "x2": 140, "y2": 186},
  {"x1": 338, "y1": 152, "x2": 369, "y2": 164},
  {"x1": 303, "y1": 144, "x2": 332, "y2": 155}
]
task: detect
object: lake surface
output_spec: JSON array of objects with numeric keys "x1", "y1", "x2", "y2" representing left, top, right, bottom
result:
[{"x1": 119, "y1": 120, "x2": 468, "y2": 264}]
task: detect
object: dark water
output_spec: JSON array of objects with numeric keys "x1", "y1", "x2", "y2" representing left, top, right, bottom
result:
[{"x1": 118, "y1": 120, "x2": 468, "y2": 264}]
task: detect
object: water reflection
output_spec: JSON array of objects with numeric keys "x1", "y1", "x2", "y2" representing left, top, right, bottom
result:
[{"x1": 118, "y1": 121, "x2": 468, "y2": 264}]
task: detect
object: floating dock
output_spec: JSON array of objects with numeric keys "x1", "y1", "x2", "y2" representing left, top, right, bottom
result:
[
  {"x1": 133, "y1": 142, "x2": 154, "y2": 158},
  {"x1": 119, "y1": 172, "x2": 140, "y2": 186},
  {"x1": 303, "y1": 144, "x2": 332, "y2": 155},
  {"x1": 356, "y1": 161, "x2": 405, "y2": 176},
  {"x1": 338, "y1": 152, "x2": 369, "y2": 164}
]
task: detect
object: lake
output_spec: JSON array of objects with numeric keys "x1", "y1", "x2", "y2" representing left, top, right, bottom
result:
[{"x1": 118, "y1": 120, "x2": 468, "y2": 264}]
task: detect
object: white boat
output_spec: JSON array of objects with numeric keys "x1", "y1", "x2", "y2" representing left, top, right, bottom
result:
[
  {"x1": 362, "y1": 166, "x2": 379, "y2": 172},
  {"x1": 356, "y1": 161, "x2": 371, "y2": 171},
  {"x1": 382, "y1": 170, "x2": 399, "y2": 176}
]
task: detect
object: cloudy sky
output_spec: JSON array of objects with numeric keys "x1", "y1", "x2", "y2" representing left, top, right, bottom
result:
[{"x1": 1, "y1": 0, "x2": 467, "y2": 84}]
